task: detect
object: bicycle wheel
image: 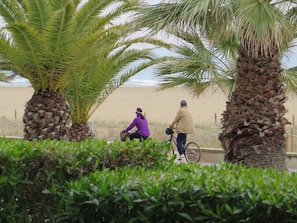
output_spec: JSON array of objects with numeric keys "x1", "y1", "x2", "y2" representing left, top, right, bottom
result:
[{"x1": 184, "y1": 142, "x2": 201, "y2": 163}]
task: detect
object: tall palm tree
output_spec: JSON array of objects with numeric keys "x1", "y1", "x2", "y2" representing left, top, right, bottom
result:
[
  {"x1": 57, "y1": 1, "x2": 171, "y2": 142},
  {"x1": 0, "y1": 0, "x2": 140, "y2": 140},
  {"x1": 64, "y1": 35, "x2": 170, "y2": 141},
  {"x1": 136, "y1": 0, "x2": 297, "y2": 170}
]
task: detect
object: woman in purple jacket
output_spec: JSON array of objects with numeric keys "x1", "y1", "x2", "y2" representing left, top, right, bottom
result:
[{"x1": 122, "y1": 107, "x2": 150, "y2": 141}]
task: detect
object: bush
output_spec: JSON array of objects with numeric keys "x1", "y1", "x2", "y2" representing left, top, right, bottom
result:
[
  {"x1": 0, "y1": 137, "x2": 170, "y2": 223},
  {"x1": 56, "y1": 163, "x2": 297, "y2": 223},
  {"x1": 1, "y1": 137, "x2": 297, "y2": 222}
]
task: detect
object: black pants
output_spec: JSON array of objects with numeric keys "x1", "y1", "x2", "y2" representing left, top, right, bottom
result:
[
  {"x1": 177, "y1": 133, "x2": 187, "y2": 155},
  {"x1": 130, "y1": 131, "x2": 148, "y2": 141}
]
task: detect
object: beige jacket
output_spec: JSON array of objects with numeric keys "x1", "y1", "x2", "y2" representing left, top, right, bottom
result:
[{"x1": 171, "y1": 106, "x2": 194, "y2": 134}]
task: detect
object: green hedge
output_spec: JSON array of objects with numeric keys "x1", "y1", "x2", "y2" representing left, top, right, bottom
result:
[
  {"x1": 1, "y1": 137, "x2": 297, "y2": 223},
  {"x1": 55, "y1": 164, "x2": 297, "y2": 223},
  {"x1": 0, "y1": 137, "x2": 169, "y2": 223}
]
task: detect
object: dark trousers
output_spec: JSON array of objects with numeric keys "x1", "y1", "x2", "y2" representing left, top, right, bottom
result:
[
  {"x1": 177, "y1": 133, "x2": 187, "y2": 155},
  {"x1": 130, "y1": 131, "x2": 148, "y2": 141}
]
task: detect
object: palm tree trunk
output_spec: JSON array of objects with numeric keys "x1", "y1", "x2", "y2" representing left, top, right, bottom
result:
[
  {"x1": 68, "y1": 122, "x2": 93, "y2": 142},
  {"x1": 219, "y1": 44, "x2": 290, "y2": 171},
  {"x1": 23, "y1": 89, "x2": 71, "y2": 141}
]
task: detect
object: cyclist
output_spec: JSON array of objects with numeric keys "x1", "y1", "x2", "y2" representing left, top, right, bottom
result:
[
  {"x1": 170, "y1": 100, "x2": 194, "y2": 160},
  {"x1": 122, "y1": 107, "x2": 150, "y2": 141}
]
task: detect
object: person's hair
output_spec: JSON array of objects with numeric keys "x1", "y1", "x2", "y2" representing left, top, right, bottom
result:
[
  {"x1": 136, "y1": 107, "x2": 145, "y2": 119},
  {"x1": 180, "y1": 100, "x2": 187, "y2": 107}
]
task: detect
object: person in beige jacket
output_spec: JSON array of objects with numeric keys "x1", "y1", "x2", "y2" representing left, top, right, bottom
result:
[{"x1": 170, "y1": 100, "x2": 194, "y2": 160}]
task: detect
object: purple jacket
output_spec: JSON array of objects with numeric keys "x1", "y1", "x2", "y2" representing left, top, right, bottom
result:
[{"x1": 124, "y1": 114, "x2": 150, "y2": 137}]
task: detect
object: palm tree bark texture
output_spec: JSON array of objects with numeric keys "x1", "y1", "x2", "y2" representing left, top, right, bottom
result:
[
  {"x1": 23, "y1": 89, "x2": 71, "y2": 141},
  {"x1": 219, "y1": 43, "x2": 290, "y2": 171},
  {"x1": 68, "y1": 123, "x2": 93, "y2": 142}
]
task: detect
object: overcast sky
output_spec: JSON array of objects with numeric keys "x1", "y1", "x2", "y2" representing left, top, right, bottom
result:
[{"x1": 0, "y1": 1, "x2": 296, "y2": 69}]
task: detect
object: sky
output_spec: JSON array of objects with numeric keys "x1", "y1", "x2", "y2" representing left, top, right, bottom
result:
[
  {"x1": 0, "y1": 0, "x2": 297, "y2": 86},
  {"x1": 282, "y1": 45, "x2": 297, "y2": 68}
]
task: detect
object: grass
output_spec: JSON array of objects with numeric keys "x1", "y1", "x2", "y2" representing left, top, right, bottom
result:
[
  {"x1": 0, "y1": 118, "x2": 24, "y2": 137},
  {"x1": 0, "y1": 119, "x2": 222, "y2": 148},
  {"x1": 2, "y1": 118, "x2": 297, "y2": 151},
  {"x1": 94, "y1": 120, "x2": 222, "y2": 148}
]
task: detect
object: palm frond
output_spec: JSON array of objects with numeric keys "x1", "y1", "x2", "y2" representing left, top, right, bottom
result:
[
  {"x1": 0, "y1": 72, "x2": 11, "y2": 82},
  {"x1": 74, "y1": 0, "x2": 112, "y2": 35},
  {"x1": 236, "y1": 0, "x2": 294, "y2": 56},
  {"x1": 154, "y1": 29, "x2": 236, "y2": 97},
  {"x1": 282, "y1": 67, "x2": 297, "y2": 95},
  {"x1": 0, "y1": 0, "x2": 26, "y2": 23},
  {"x1": 135, "y1": 0, "x2": 297, "y2": 99},
  {"x1": 0, "y1": 0, "x2": 146, "y2": 93},
  {"x1": 5, "y1": 23, "x2": 46, "y2": 89},
  {"x1": 64, "y1": 40, "x2": 169, "y2": 123},
  {"x1": 212, "y1": 70, "x2": 236, "y2": 97},
  {"x1": 25, "y1": 0, "x2": 50, "y2": 31}
]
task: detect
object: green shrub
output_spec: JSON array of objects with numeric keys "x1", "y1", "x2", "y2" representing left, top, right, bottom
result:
[
  {"x1": 1, "y1": 137, "x2": 297, "y2": 223},
  {"x1": 56, "y1": 163, "x2": 297, "y2": 223},
  {"x1": 0, "y1": 137, "x2": 170, "y2": 223}
]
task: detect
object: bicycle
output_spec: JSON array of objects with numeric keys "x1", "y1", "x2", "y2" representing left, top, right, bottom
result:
[{"x1": 165, "y1": 127, "x2": 201, "y2": 163}]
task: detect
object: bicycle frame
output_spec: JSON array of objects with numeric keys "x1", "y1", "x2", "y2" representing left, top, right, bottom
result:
[
  {"x1": 165, "y1": 128, "x2": 201, "y2": 163},
  {"x1": 167, "y1": 133, "x2": 185, "y2": 154}
]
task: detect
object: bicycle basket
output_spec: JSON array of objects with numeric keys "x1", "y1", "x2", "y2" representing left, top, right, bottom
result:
[
  {"x1": 165, "y1": 128, "x2": 174, "y2": 135},
  {"x1": 120, "y1": 131, "x2": 129, "y2": 141}
]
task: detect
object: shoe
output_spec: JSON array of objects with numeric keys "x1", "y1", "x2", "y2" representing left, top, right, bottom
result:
[{"x1": 178, "y1": 154, "x2": 185, "y2": 160}]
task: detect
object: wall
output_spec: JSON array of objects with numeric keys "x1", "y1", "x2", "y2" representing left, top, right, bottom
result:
[{"x1": 201, "y1": 148, "x2": 297, "y2": 170}]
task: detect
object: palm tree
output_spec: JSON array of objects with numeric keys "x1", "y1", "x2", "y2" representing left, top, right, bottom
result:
[
  {"x1": 0, "y1": 0, "x2": 142, "y2": 140},
  {"x1": 135, "y1": 0, "x2": 297, "y2": 170},
  {"x1": 55, "y1": 1, "x2": 171, "y2": 142},
  {"x1": 154, "y1": 28, "x2": 238, "y2": 97},
  {"x1": 156, "y1": 27, "x2": 297, "y2": 98},
  {"x1": 64, "y1": 36, "x2": 169, "y2": 141}
]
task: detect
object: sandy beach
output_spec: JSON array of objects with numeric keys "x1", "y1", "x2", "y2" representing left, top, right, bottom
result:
[
  {"x1": 1, "y1": 85, "x2": 297, "y2": 151},
  {"x1": 1, "y1": 85, "x2": 297, "y2": 148},
  {"x1": 1, "y1": 85, "x2": 297, "y2": 126},
  {"x1": 93, "y1": 86, "x2": 229, "y2": 126}
]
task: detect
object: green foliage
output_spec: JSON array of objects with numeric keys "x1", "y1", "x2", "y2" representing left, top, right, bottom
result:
[
  {"x1": 135, "y1": 1, "x2": 297, "y2": 97},
  {"x1": 0, "y1": 137, "x2": 170, "y2": 222},
  {"x1": 0, "y1": 0, "x2": 150, "y2": 92},
  {"x1": 155, "y1": 30, "x2": 237, "y2": 97},
  {"x1": 63, "y1": 42, "x2": 169, "y2": 124},
  {"x1": 57, "y1": 163, "x2": 297, "y2": 223},
  {"x1": 57, "y1": 0, "x2": 172, "y2": 125},
  {"x1": 1, "y1": 138, "x2": 297, "y2": 222}
]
